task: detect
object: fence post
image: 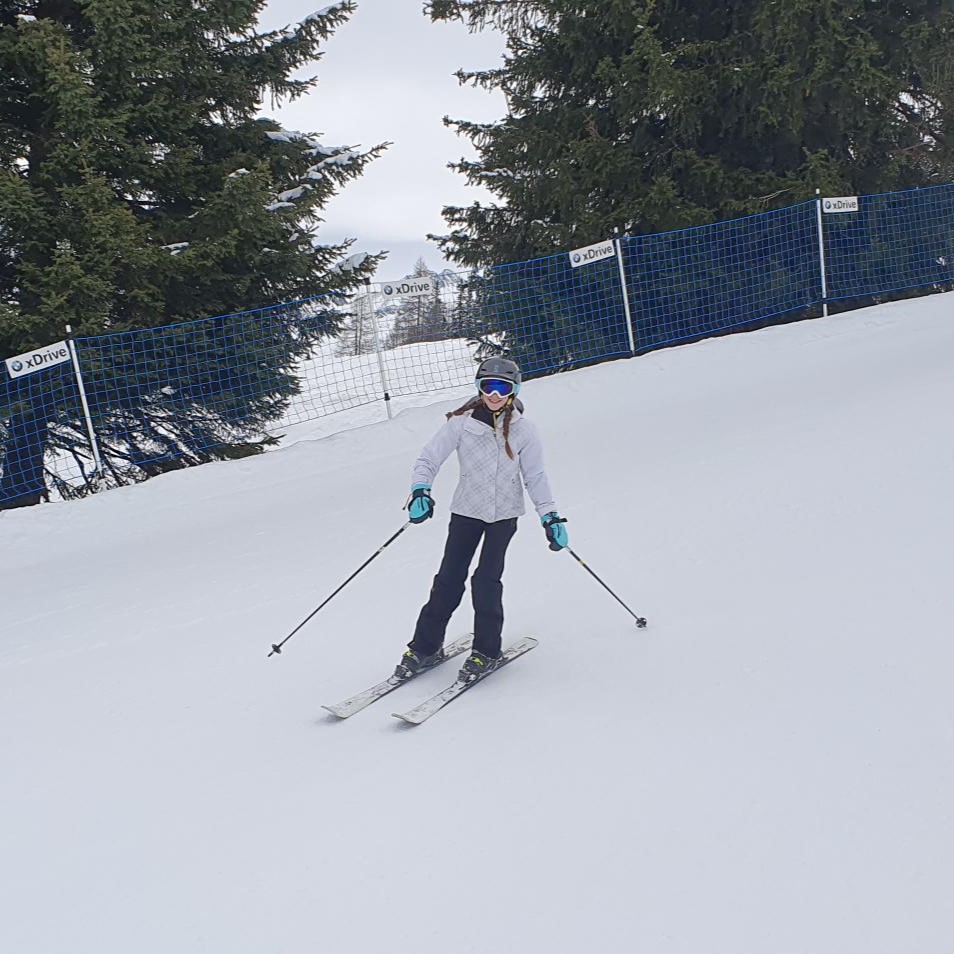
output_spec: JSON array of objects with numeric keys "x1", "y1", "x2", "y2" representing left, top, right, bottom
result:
[
  {"x1": 65, "y1": 324, "x2": 103, "y2": 475},
  {"x1": 364, "y1": 278, "x2": 393, "y2": 420},
  {"x1": 613, "y1": 229, "x2": 638, "y2": 354},
  {"x1": 814, "y1": 189, "x2": 830, "y2": 318}
]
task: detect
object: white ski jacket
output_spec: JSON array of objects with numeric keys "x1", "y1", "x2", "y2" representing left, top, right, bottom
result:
[{"x1": 411, "y1": 406, "x2": 556, "y2": 523}]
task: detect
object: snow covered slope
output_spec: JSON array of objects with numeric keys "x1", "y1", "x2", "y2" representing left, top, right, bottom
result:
[{"x1": 3, "y1": 293, "x2": 953, "y2": 953}]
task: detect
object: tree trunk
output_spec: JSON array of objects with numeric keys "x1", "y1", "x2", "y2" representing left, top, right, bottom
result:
[{"x1": 0, "y1": 405, "x2": 50, "y2": 509}]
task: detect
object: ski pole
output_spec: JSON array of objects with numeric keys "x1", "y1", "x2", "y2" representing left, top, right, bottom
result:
[
  {"x1": 564, "y1": 546, "x2": 647, "y2": 628},
  {"x1": 268, "y1": 522, "x2": 411, "y2": 657}
]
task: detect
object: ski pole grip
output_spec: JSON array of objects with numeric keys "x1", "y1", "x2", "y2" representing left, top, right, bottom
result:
[{"x1": 544, "y1": 514, "x2": 567, "y2": 550}]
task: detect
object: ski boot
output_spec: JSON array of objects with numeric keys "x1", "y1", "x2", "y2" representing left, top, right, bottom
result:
[
  {"x1": 458, "y1": 649, "x2": 501, "y2": 684},
  {"x1": 393, "y1": 646, "x2": 445, "y2": 680}
]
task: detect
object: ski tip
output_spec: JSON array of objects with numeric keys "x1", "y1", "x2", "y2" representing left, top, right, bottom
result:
[
  {"x1": 321, "y1": 705, "x2": 347, "y2": 719},
  {"x1": 391, "y1": 712, "x2": 422, "y2": 726}
]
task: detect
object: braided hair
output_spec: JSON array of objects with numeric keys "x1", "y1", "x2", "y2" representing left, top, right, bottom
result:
[{"x1": 446, "y1": 395, "x2": 519, "y2": 459}]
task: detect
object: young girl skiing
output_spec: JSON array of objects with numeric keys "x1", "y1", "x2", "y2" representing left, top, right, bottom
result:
[{"x1": 395, "y1": 357, "x2": 568, "y2": 684}]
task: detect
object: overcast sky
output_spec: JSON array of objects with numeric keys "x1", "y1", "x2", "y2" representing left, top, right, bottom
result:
[{"x1": 256, "y1": 1, "x2": 507, "y2": 280}]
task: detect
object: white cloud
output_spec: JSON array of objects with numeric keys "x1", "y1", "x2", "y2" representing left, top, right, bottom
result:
[{"x1": 259, "y1": 0, "x2": 506, "y2": 279}]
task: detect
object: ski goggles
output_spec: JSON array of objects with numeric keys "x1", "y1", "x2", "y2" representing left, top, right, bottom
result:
[{"x1": 477, "y1": 377, "x2": 515, "y2": 397}]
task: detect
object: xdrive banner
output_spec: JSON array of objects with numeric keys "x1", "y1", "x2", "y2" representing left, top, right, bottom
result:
[{"x1": 4, "y1": 341, "x2": 71, "y2": 379}]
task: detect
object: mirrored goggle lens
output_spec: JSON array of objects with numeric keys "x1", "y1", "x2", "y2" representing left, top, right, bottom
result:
[{"x1": 478, "y1": 377, "x2": 514, "y2": 397}]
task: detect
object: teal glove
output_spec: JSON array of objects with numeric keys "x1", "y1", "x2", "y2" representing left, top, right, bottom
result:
[
  {"x1": 541, "y1": 512, "x2": 568, "y2": 551},
  {"x1": 407, "y1": 483, "x2": 434, "y2": 524}
]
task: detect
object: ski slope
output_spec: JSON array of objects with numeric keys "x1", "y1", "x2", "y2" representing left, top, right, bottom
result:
[{"x1": 2, "y1": 293, "x2": 953, "y2": 953}]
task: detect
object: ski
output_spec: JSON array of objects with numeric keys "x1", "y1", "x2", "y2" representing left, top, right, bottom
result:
[
  {"x1": 322, "y1": 634, "x2": 472, "y2": 719},
  {"x1": 392, "y1": 636, "x2": 538, "y2": 726}
]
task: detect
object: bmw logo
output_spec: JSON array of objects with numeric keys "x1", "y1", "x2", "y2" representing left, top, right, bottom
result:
[
  {"x1": 383, "y1": 284, "x2": 393, "y2": 295},
  {"x1": 572, "y1": 253, "x2": 581, "y2": 263},
  {"x1": 11, "y1": 360, "x2": 23, "y2": 372}
]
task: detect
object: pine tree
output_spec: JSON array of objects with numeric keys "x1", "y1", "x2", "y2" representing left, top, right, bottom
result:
[
  {"x1": 385, "y1": 258, "x2": 461, "y2": 348},
  {"x1": 336, "y1": 288, "x2": 378, "y2": 357},
  {"x1": 0, "y1": 0, "x2": 386, "y2": 506},
  {"x1": 427, "y1": 0, "x2": 954, "y2": 267}
]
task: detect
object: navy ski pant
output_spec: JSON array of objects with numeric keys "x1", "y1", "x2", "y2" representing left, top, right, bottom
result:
[{"x1": 409, "y1": 513, "x2": 518, "y2": 659}]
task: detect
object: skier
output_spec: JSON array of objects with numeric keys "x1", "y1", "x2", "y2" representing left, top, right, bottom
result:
[{"x1": 395, "y1": 356, "x2": 568, "y2": 683}]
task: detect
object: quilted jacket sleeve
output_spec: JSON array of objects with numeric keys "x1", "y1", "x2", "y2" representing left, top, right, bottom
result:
[
  {"x1": 411, "y1": 415, "x2": 465, "y2": 488},
  {"x1": 517, "y1": 419, "x2": 557, "y2": 518}
]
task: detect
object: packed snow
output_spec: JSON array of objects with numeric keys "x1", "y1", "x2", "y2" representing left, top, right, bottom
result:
[{"x1": 2, "y1": 293, "x2": 953, "y2": 953}]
